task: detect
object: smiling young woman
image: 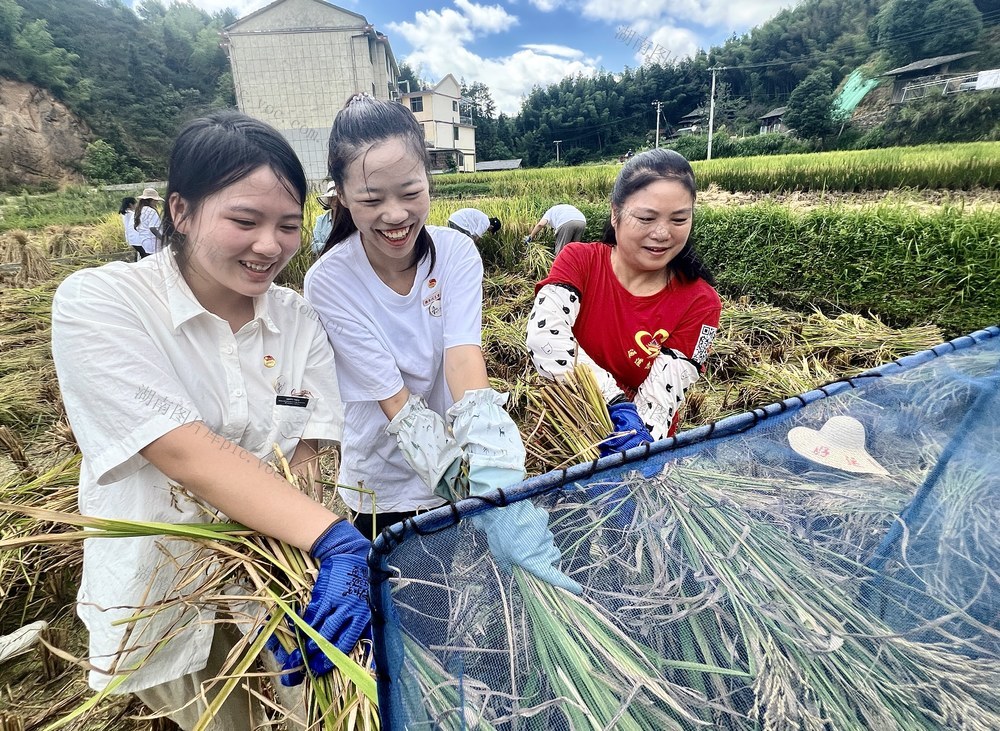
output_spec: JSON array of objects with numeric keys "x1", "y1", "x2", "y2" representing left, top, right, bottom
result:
[
  {"x1": 526, "y1": 148, "x2": 722, "y2": 450},
  {"x1": 51, "y1": 110, "x2": 369, "y2": 729},
  {"x1": 303, "y1": 94, "x2": 579, "y2": 596}
]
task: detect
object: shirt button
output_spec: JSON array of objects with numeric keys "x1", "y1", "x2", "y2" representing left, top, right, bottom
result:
[
  {"x1": 222, "y1": 345, "x2": 234, "y2": 354},
  {"x1": 234, "y1": 389, "x2": 244, "y2": 397},
  {"x1": 251, "y1": 322, "x2": 259, "y2": 329}
]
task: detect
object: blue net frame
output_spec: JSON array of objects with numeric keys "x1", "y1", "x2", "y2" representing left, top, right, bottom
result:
[{"x1": 369, "y1": 326, "x2": 1000, "y2": 730}]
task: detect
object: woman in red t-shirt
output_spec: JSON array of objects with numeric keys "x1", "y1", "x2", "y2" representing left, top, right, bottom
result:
[{"x1": 527, "y1": 148, "x2": 721, "y2": 452}]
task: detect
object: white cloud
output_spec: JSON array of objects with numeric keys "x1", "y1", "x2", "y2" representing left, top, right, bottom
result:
[
  {"x1": 621, "y1": 25, "x2": 701, "y2": 66},
  {"x1": 520, "y1": 43, "x2": 585, "y2": 59},
  {"x1": 388, "y1": 2, "x2": 599, "y2": 115},
  {"x1": 542, "y1": 0, "x2": 796, "y2": 34},
  {"x1": 527, "y1": 0, "x2": 565, "y2": 10},
  {"x1": 389, "y1": 1, "x2": 518, "y2": 46}
]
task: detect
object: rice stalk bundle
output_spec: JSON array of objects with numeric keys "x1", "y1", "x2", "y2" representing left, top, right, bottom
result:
[
  {"x1": 0, "y1": 455, "x2": 82, "y2": 629},
  {"x1": 798, "y1": 309, "x2": 943, "y2": 368},
  {"x1": 600, "y1": 462, "x2": 1000, "y2": 730},
  {"x1": 0, "y1": 235, "x2": 53, "y2": 286},
  {"x1": 516, "y1": 570, "x2": 715, "y2": 731},
  {"x1": 0, "y1": 369, "x2": 60, "y2": 436},
  {"x1": 523, "y1": 364, "x2": 612, "y2": 472},
  {"x1": 0, "y1": 448, "x2": 378, "y2": 730}
]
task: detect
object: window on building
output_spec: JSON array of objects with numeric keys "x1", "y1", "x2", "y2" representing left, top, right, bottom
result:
[
  {"x1": 452, "y1": 101, "x2": 458, "y2": 112},
  {"x1": 454, "y1": 125, "x2": 460, "y2": 141},
  {"x1": 410, "y1": 96, "x2": 423, "y2": 113}
]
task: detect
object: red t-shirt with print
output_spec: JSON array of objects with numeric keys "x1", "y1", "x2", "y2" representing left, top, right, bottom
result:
[{"x1": 536, "y1": 241, "x2": 722, "y2": 397}]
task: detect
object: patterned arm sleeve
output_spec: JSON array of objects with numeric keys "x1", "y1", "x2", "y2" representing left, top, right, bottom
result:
[
  {"x1": 635, "y1": 318, "x2": 719, "y2": 440},
  {"x1": 526, "y1": 283, "x2": 624, "y2": 403}
]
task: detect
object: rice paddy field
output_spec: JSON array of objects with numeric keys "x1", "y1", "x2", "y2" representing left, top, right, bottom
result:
[{"x1": 0, "y1": 141, "x2": 998, "y2": 729}]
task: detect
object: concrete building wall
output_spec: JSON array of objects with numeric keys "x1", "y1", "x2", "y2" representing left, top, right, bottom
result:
[{"x1": 224, "y1": 0, "x2": 397, "y2": 181}]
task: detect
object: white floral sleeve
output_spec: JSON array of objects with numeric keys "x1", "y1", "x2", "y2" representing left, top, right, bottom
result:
[
  {"x1": 635, "y1": 349, "x2": 702, "y2": 440},
  {"x1": 526, "y1": 283, "x2": 624, "y2": 404}
]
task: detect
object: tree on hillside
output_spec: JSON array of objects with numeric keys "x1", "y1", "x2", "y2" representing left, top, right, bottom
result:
[
  {"x1": 873, "y1": 0, "x2": 983, "y2": 65},
  {"x1": 784, "y1": 69, "x2": 836, "y2": 142},
  {"x1": 397, "y1": 63, "x2": 426, "y2": 93},
  {"x1": 920, "y1": 0, "x2": 984, "y2": 57}
]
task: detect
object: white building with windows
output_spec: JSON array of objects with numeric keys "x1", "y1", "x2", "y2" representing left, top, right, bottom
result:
[
  {"x1": 223, "y1": 0, "x2": 399, "y2": 181},
  {"x1": 401, "y1": 74, "x2": 476, "y2": 173}
]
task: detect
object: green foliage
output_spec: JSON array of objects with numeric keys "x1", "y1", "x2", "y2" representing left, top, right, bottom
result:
[
  {"x1": 81, "y1": 140, "x2": 143, "y2": 185},
  {"x1": 0, "y1": 186, "x2": 124, "y2": 232},
  {"x1": 874, "y1": 0, "x2": 984, "y2": 64},
  {"x1": 670, "y1": 132, "x2": 812, "y2": 161},
  {"x1": 785, "y1": 70, "x2": 837, "y2": 142},
  {"x1": 12, "y1": 0, "x2": 235, "y2": 179},
  {"x1": 696, "y1": 203, "x2": 1000, "y2": 337},
  {"x1": 881, "y1": 92, "x2": 1000, "y2": 146}
]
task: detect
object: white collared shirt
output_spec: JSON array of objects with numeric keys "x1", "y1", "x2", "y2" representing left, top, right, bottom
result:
[{"x1": 51, "y1": 248, "x2": 343, "y2": 693}]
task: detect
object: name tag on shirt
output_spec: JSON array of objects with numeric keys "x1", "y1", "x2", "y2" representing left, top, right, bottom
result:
[{"x1": 275, "y1": 395, "x2": 309, "y2": 408}]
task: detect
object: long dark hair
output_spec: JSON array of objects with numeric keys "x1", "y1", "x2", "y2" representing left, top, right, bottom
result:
[
  {"x1": 133, "y1": 199, "x2": 158, "y2": 231},
  {"x1": 160, "y1": 110, "x2": 306, "y2": 258},
  {"x1": 322, "y1": 94, "x2": 434, "y2": 272},
  {"x1": 118, "y1": 197, "x2": 136, "y2": 215},
  {"x1": 601, "y1": 148, "x2": 715, "y2": 287}
]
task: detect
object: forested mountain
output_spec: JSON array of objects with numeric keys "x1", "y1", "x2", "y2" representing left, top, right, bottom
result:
[
  {"x1": 0, "y1": 0, "x2": 997, "y2": 182},
  {"x1": 488, "y1": 0, "x2": 999, "y2": 165},
  {"x1": 1, "y1": 0, "x2": 234, "y2": 180}
]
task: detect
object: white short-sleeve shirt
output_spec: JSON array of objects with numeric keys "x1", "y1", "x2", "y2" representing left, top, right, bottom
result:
[
  {"x1": 543, "y1": 204, "x2": 586, "y2": 230},
  {"x1": 122, "y1": 212, "x2": 141, "y2": 249},
  {"x1": 51, "y1": 248, "x2": 343, "y2": 693},
  {"x1": 447, "y1": 208, "x2": 490, "y2": 238},
  {"x1": 304, "y1": 226, "x2": 483, "y2": 513},
  {"x1": 135, "y1": 206, "x2": 161, "y2": 255}
]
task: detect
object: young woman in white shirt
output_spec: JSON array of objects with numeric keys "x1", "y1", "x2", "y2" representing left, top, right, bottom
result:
[
  {"x1": 132, "y1": 187, "x2": 164, "y2": 257},
  {"x1": 304, "y1": 94, "x2": 579, "y2": 594},
  {"x1": 52, "y1": 111, "x2": 369, "y2": 729}
]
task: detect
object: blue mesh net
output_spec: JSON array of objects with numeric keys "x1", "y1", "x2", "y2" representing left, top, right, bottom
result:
[{"x1": 369, "y1": 326, "x2": 1000, "y2": 730}]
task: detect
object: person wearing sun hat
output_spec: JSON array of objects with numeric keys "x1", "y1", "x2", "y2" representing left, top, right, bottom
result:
[
  {"x1": 133, "y1": 186, "x2": 164, "y2": 258},
  {"x1": 311, "y1": 181, "x2": 337, "y2": 256},
  {"x1": 787, "y1": 415, "x2": 889, "y2": 476}
]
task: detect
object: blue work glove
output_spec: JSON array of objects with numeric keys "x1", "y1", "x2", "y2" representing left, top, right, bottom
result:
[
  {"x1": 469, "y1": 466, "x2": 583, "y2": 595},
  {"x1": 449, "y1": 389, "x2": 581, "y2": 595},
  {"x1": 599, "y1": 401, "x2": 654, "y2": 456},
  {"x1": 270, "y1": 520, "x2": 371, "y2": 686},
  {"x1": 523, "y1": 235, "x2": 532, "y2": 244}
]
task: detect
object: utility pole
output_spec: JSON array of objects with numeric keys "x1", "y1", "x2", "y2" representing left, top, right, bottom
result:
[
  {"x1": 652, "y1": 100, "x2": 663, "y2": 148},
  {"x1": 554, "y1": 140, "x2": 562, "y2": 163},
  {"x1": 707, "y1": 66, "x2": 723, "y2": 161}
]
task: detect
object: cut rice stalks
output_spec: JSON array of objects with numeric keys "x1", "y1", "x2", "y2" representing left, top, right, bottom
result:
[
  {"x1": 524, "y1": 364, "x2": 613, "y2": 472},
  {"x1": 0, "y1": 446, "x2": 378, "y2": 730}
]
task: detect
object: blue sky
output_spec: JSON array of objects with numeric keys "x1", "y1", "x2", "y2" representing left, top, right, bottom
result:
[{"x1": 181, "y1": 0, "x2": 797, "y2": 114}]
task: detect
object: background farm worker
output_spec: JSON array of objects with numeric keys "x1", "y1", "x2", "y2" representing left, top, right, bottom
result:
[
  {"x1": 526, "y1": 148, "x2": 721, "y2": 455},
  {"x1": 304, "y1": 94, "x2": 581, "y2": 593},
  {"x1": 51, "y1": 111, "x2": 367, "y2": 729},
  {"x1": 447, "y1": 207, "x2": 502, "y2": 244},
  {"x1": 524, "y1": 203, "x2": 587, "y2": 256},
  {"x1": 118, "y1": 196, "x2": 143, "y2": 261},
  {"x1": 132, "y1": 186, "x2": 164, "y2": 257},
  {"x1": 310, "y1": 180, "x2": 337, "y2": 255}
]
